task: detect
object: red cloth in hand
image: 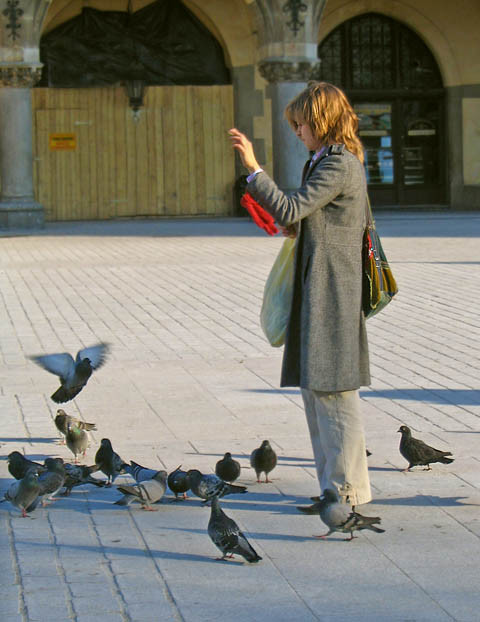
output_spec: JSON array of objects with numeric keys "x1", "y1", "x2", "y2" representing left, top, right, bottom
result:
[{"x1": 240, "y1": 193, "x2": 278, "y2": 236}]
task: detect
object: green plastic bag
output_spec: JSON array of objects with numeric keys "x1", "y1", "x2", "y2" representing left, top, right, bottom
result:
[{"x1": 260, "y1": 237, "x2": 296, "y2": 347}]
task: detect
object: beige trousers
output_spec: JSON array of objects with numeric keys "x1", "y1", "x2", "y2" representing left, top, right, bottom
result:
[{"x1": 301, "y1": 388, "x2": 372, "y2": 506}]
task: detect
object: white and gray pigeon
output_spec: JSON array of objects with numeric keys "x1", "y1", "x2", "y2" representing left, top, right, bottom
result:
[
  {"x1": 208, "y1": 496, "x2": 262, "y2": 563},
  {"x1": 35, "y1": 458, "x2": 66, "y2": 507},
  {"x1": 250, "y1": 440, "x2": 277, "y2": 483},
  {"x1": 124, "y1": 460, "x2": 160, "y2": 483},
  {"x1": 30, "y1": 343, "x2": 109, "y2": 403},
  {"x1": 187, "y1": 469, "x2": 247, "y2": 504},
  {"x1": 115, "y1": 471, "x2": 168, "y2": 510},
  {"x1": 297, "y1": 488, "x2": 385, "y2": 541},
  {"x1": 2, "y1": 471, "x2": 41, "y2": 517}
]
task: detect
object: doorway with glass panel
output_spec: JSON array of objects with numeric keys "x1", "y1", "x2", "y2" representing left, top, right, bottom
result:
[
  {"x1": 318, "y1": 12, "x2": 447, "y2": 206},
  {"x1": 355, "y1": 98, "x2": 445, "y2": 205}
]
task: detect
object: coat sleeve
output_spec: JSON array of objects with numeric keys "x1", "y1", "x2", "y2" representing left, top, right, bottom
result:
[{"x1": 246, "y1": 154, "x2": 347, "y2": 227}]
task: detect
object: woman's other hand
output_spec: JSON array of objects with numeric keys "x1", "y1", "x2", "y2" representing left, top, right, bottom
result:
[
  {"x1": 280, "y1": 225, "x2": 297, "y2": 239},
  {"x1": 229, "y1": 128, "x2": 260, "y2": 174}
]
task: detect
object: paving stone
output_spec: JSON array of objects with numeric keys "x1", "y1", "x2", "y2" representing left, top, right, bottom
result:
[{"x1": 0, "y1": 214, "x2": 479, "y2": 622}]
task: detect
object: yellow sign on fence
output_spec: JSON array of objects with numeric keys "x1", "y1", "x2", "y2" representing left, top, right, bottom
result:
[{"x1": 49, "y1": 133, "x2": 76, "y2": 150}]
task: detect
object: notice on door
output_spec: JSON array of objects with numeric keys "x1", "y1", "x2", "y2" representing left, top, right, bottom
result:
[{"x1": 49, "y1": 133, "x2": 76, "y2": 151}]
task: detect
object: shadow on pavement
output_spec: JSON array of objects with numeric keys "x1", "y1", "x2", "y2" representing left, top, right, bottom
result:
[{"x1": 361, "y1": 388, "x2": 480, "y2": 405}]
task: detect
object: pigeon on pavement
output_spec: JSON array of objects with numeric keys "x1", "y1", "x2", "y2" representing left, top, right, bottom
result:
[
  {"x1": 2, "y1": 472, "x2": 41, "y2": 517},
  {"x1": 398, "y1": 425, "x2": 454, "y2": 471},
  {"x1": 297, "y1": 488, "x2": 385, "y2": 541},
  {"x1": 167, "y1": 465, "x2": 190, "y2": 501},
  {"x1": 125, "y1": 460, "x2": 160, "y2": 483},
  {"x1": 115, "y1": 471, "x2": 168, "y2": 510},
  {"x1": 187, "y1": 469, "x2": 247, "y2": 504},
  {"x1": 62, "y1": 463, "x2": 106, "y2": 496},
  {"x1": 215, "y1": 452, "x2": 241, "y2": 483},
  {"x1": 55, "y1": 409, "x2": 96, "y2": 444},
  {"x1": 95, "y1": 438, "x2": 127, "y2": 485},
  {"x1": 7, "y1": 451, "x2": 46, "y2": 480},
  {"x1": 35, "y1": 458, "x2": 66, "y2": 507},
  {"x1": 66, "y1": 422, "x2": 89, "y2": 463},
  {"x1": 208, "y1": 496, "x2": 262, "y2": 563},
  {"x1": 250, "y1": 440, "x2": 277, "y2": 483},
  {"x1": 30, "y1": 342, "x2": 109, "y2": 403}
]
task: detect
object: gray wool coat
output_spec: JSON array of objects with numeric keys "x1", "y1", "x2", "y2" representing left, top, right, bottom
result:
[{"x1": 248, "y1": 144, "x2": 371, "y2": 392}]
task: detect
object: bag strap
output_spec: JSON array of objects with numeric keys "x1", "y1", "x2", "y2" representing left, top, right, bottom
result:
[{"x1": 364, "y1": 194, "x2": 374, "y2": 227}]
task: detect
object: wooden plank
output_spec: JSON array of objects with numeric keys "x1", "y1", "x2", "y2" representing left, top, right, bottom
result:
[
  {"x1": 221, "y1": 86, "x2": 235, "y2": 215},
  {"x1": 87, "y1": 90, "x2": 99, "y2": 220},
  {"x1": 112, "y1": 87, "x2": 128, "y2": 218},
  {"x1": 161, "y1": 87, "x2": 176, "y2": 214},
  {"x1": 31, "y1": 85, "x2": 235, "y2": 221},
  {"x1": 191, "y1": 86, "x2": 207, "y2": 215},
  {"x1": 134, "y1": 93, "x2": 150, "y2": 216},
  {"x1": 151, "y1": 88, "x2": 165, "y2": 215}
]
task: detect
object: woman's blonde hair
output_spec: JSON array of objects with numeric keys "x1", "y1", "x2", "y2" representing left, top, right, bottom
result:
[{"x1": 285, "y1": 81, "x2": 364, "y2": 163}]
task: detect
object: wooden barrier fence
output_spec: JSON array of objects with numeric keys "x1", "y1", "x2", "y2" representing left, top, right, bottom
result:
[{"x1": 32, "y1": 85, "x2": 235, "y2": 221}]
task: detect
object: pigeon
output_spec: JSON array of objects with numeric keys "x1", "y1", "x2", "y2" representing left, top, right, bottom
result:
[
  {"x1": 208, "y1": 496, "x2": 262, "y2": 563},
  {"x1": 62, "y1": 463, "x2": 106, "y2": 496},
  {"x1": 125, "y1": 460, "x2": 160, "y2": 483},
  {"x1": 66, "y1": 422, "x2": 89, "y2": 463},
  {"x1": 167, "y1": 465, "x2": 190, "y2": 501},
  {"x1": 250, "y1": 440, "x2": 277, "y2": 483},
  {"x1": 35, "y1": 458, "x2": 66, "y2": 506},
  {"x1": 215, "y1": 452, "x2": 241, "y2": 483},
  {"x1": 398, "y1": 425, "x2": 454, "y2": 471},
  {"x1": 55, "y1": 409, "x2": 96, "y2": 444},
  {"x1": 7, "y1": 451, "x2": 46, "y2": 480},
  {"x1": 30, "y1": 342, "x2": 109, "y2": 403},
  {"x1": 115, "y1": 471, "x2": 168, "y2": 510},
  {"x1": 95, "y1": 438, "x2": 127, "y2": 485},
  {"x1": 2, "y1": 472, "x2": 41, "y2": 517},
  {"x1": 297, "y1": 488, "x2": 385, "y2": 541},
  {"x1": 187, "y1": 469, "x2": 247, "y2": 504}
]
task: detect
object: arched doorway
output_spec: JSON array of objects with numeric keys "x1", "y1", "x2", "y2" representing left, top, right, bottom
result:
[{"x1": 319, "y1": 13, "x2": 446, "y2": 206}]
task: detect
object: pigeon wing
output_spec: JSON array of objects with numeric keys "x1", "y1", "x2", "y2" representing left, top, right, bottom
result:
[
  {"x1": 407, "y1": 437, "x2": 440, "y2": 464},
  {"x1": 30, "y1": 353, "x2": 75, "y2": 379},
  {"x1": 77, "y1": 343, "x2": 109, "y2": 370}
]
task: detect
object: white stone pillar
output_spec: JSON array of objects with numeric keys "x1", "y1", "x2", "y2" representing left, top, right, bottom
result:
[
  {"x1": 249, "y1": 0, "x2": 327, "y2": 191},
  {"x1": 259, "y1": 60, "x2": 321, "y2": 191},
  {"x1": 0, "y1": 65, "x2": 44, "y2": 228}
]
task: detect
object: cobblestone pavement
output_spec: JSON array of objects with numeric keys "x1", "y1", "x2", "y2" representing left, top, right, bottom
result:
[{"x1": 0, "y1": 212, "x2": 479, "y2": 622}]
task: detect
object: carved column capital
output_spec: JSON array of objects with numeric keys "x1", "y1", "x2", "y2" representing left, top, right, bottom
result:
[
  {"x1": 258, "y1": 59, "x2": 321, "y2": 83},
  {"x1": 0, "y1": 63, "x2": 42, "y2": 86}
]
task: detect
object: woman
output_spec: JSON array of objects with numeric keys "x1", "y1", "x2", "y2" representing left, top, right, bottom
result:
[{"x1": 229, "y1": 81, "x2": 371, "y2": 507}]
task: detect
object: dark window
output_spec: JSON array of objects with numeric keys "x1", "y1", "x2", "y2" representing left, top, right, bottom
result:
[{"x1": 318, "y1": 13, "x2": 442, "y2": 91}]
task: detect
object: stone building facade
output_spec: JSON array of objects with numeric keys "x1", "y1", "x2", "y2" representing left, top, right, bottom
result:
[{"x1": 0, "y1": 0, "x2": 479, "y2": 226}]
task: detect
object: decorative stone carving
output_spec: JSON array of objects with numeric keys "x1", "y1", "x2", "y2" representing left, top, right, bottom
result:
[
  {"x1": 3, "y1": 0, "x2": 23, "y2": 41},
  {"x1": 282, "y1": 0, "x2": 307, "y2": 36},
  {"x1": 0, "y1": 64, "x2": 42, "y2": 87},
  {"x1": 258, "y1": 59, "x2": 321, "y2": 83}
]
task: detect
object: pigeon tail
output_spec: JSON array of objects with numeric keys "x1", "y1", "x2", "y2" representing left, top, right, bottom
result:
[
  {"x1": 224, "y1": 483, "x2": 247, "y2": 496},
  {"x1": 297, "y1": 504, "x2": 321, "y2": 515},
  {"x1": 51, "y1": 385, "x2": 82, "y2": 403},
  {"x1": 439, "y1": 456, "x2": 454, "y2": 464}
]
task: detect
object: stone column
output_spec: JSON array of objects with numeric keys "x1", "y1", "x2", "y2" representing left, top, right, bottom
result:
[
  {"x1": 0, "y1": 64, "x2": 44, "y2": 228},
  {"x1": 259, "y1": 60, "x2": 321, "y2": 192},
  {"x1": 248, "y1": 0, "x2": 327, "y2": 191}
]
